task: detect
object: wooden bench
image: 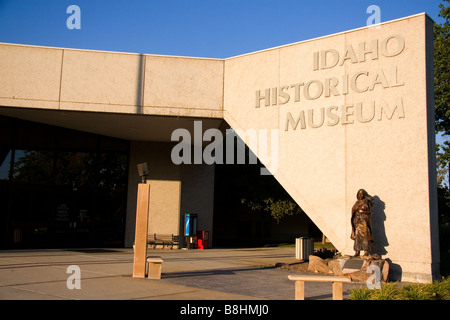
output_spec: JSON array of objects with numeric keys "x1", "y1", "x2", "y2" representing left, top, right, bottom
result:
[
  {"x1": 147, "y1": 234, "x2": 179, "y2": 249},
  {"x1": 146, "y1": 256, "x2": 164, "y2": 279},
  {"x1": 288, "y1": 274, "x2": 351, "y2": 300}
]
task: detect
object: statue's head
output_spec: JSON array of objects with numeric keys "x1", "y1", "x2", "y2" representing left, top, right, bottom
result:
[{"x1": 357, "y1": 189, "x2": 368, "y2": 200}]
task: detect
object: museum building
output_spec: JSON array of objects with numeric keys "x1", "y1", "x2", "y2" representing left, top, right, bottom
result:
[{"x1": 0, "y1": 13, "x2": 440, "y2": 282}]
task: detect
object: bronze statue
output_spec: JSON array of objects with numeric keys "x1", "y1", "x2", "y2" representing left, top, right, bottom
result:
[{"x1": 351, "y1": 189, "x2": 374, "y2": 257}]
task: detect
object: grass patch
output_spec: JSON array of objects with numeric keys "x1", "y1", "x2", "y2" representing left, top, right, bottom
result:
[
  {"x1": 349, "y1": 276, "x2": 450, "y2": 300},
  {"x1": 314, "y1": 242, "x2": 336, "y2": 249}
]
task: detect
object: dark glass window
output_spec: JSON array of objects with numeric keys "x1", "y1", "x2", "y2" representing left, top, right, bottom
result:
[
  {"x1": 0, "y1": 149, "x2": 12, "y2": 180},
  {"x1": 0, "y1": 116, "x2": 129, "y2": 249}
]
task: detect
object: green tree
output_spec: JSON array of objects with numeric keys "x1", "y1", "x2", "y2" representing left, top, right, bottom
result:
[
  {"x1": 435, "y1": 0, "x2": 450, "y2": 185},
  {"x1": 219, "y1": 131, "x2": 303, "y2": 223},
  {"x1": 435, "y1": 1, "x2": 450, "y2": 257}
]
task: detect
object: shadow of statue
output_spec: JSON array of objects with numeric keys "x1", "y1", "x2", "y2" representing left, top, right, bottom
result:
[
  {"x1": 385, "y1": 258, "x2": 403, "y2": 282},
  {"x1": 371, "y1": 195, "x2": 389, "y2": 256}
]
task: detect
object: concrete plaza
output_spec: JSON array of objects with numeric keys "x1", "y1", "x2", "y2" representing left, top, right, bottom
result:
[{"x1": 0, "y1": 247, "x2": 362, "y2": 300}]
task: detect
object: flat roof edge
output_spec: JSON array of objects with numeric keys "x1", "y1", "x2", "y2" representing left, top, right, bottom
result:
[{"x1": 0, "y1": 42, "x2": 225, "y2": 61}]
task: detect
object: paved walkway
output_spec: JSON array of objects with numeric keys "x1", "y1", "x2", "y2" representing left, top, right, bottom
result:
[{"x1": 0, "y1": 247, "x2": 361, "y2": 300}]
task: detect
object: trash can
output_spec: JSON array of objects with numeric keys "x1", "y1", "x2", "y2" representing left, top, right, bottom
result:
[
  {"x1": 295, "y1": 237, "x2": 314, "y2": 260},
  {"x1": 196, "y1": 230, "x2": 209, "y2": 250}
]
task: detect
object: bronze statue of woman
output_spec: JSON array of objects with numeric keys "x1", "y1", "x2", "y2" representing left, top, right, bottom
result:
[{"x1": 351, "y1": 189, "x2": 374, "y2": 257}]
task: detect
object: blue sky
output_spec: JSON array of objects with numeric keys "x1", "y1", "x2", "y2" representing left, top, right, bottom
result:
[{"x1": 0, "y1": 0, "x2": 445, "y2": 58}]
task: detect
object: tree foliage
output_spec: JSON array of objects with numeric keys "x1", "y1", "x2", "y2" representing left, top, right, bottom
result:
[
  {"x1": 435, "y1": 0, "x2": 450, "y2": 185},
  {"x1": 13, "y1": 150, "x2": 127, "y2": 190},
  {"x1": 216, "y1": 133, "x2": 303, "y2": 223},
  {"x1": 233, "y1": 159, "x2": 303, "y2": 223}
]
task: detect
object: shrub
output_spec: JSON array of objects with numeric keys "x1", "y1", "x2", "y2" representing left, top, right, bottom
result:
[
  {"x1": 348, "y1": 286, "x2": 372, "y2": 300},
  {"x1": 369, "y1": 283, "x2": 400, "y2": 300},
  {"x1": 349, "y1": 276, "x2": 450, "y2": 300}
]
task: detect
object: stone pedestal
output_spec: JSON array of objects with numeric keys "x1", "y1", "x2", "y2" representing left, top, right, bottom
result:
[
  {"x1": 147, "y1": 256, "x2": 164, "y2": 280},
  {"x1": 307, "y1": 255, "x2": 389, "y2": 283}
]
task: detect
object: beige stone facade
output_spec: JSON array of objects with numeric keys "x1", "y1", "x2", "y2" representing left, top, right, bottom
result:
[{"x1": 0, "y1": 13, "x2": 439, "y2": 282}]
